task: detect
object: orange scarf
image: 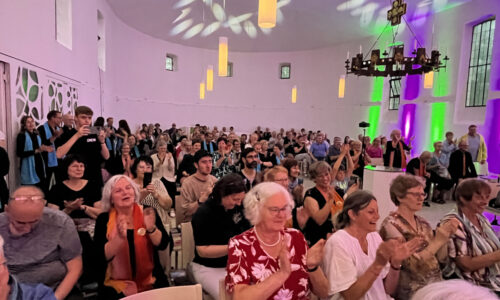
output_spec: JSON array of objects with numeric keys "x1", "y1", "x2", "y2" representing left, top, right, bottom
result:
[
  {"x1": 418, "y1": 160, "x2": 426, "y2": 177},
  {"x1": 330, "y1": 189, "x2": 344, "y2": 217},
  {"x1": 104, "y1": 204, "x2": 155, "y2": 295},
  {"x1": 398, "y1": 141, "x2": 407, "y2": 168}
]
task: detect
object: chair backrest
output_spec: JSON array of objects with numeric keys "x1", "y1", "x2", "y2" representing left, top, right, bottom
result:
[
  {"x1": 181, "y1": 222, "x2": 195, "y2": 269},
  {"x1": 122, "y1": 284, "x2": 203, "y2": 300}
]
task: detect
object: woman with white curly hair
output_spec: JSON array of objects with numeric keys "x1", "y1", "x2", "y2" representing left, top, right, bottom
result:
[
  {"x1": 94, "y1": 175, "x2": 170, "y2": 299},
  {"x1": 225, "y1": 182, "x2": 329, "y2": 300}
]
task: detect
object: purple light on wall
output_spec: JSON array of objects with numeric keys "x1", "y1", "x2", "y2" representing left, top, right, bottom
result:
[
  {"x1": 404, "y1": 75, "x2": 420, "y2": 100},
  {"x1": 399, "y1": 104, "x2": 417, "y2": 149},
  {"x1": 484, "y1": 98, "x2": 500, "y2": 174}
]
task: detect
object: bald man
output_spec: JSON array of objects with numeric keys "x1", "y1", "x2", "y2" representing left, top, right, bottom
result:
[
  {"x1": 0, "y1": 186, "x2": 82, "y2": 300},
  {"x1": 448, "y1": 140, "x2": 477, "y2": 184}
]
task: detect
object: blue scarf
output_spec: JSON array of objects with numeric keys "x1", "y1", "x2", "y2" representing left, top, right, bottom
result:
[
  {"x1": 105, "y1": 137, "x2": 112, "y2": 151},
  {"x1": 133, "y1": 145, "x2": 140, "y2": 158},
  {"x1": 20, "y1": 132, "x2": 42, "y2": 184},
  {"x1": 42, "y1": 122, "x2": 58, "y2": 167},
  {"x1": 276, "y1": 154, "x2": 283, "y2": 165},
  {"x1": 203, "y1": 141, "x2": 214, "y2": 153}
]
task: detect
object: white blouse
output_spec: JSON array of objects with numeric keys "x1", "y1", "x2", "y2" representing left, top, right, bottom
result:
[
  {"x1": 322, "y1": 230, "x2": 392, "y2": 300},
  {"x1": 151, "y1": 153, "x2": 175, "y2": 182}
]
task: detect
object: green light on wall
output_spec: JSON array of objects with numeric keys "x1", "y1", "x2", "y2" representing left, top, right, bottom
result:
[
  {"x1": 367, "y1": 105, "x2": 381, "y2": 139},
  {"x1": 429, "y1": 102, "x2": 447, "y2": 150},
  {"x1": 432, "y1": 71, "x2": 449, "y2": 97}
]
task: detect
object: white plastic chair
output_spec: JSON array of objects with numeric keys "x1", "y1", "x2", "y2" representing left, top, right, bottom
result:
[{"x1": 122, "y1": 284, "x2": 203, "y2": 300}]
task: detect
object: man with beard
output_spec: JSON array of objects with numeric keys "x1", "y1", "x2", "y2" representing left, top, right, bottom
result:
[
  {"x1": 176, "y1": 150, "x2": 218, "y2": 224},
  {"x1": 237, "y1": 147, "x2": 262, "y2": 191}
]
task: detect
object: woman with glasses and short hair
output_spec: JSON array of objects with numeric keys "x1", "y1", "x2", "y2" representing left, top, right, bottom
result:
[
  {"x1": 191, "y1": 173, "x2": 251, "y2": 299},
  {"x1": 225, "y1": 182, "x2": 328, "y2": 300},
  {"x1": 440, "y1": 179, "x2": 500, "y2": 295},
  {"x1": 379, "y1": 175, "x2": 459, "y2": 299}
]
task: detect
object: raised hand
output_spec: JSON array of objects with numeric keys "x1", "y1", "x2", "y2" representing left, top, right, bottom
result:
[
  {"x1": 98, "y1": 129, "x2": 106, "y2": 143},
  {"x1": 277, "y1": 237, "x2": 291, "y2": 279},
  {"x1": 117, "y1": 214, "x2": 129, "y2": 239},
  {"x1": 143, "y1": 207, "x2": 156, "y2": 231},
  {"x1": 77, "y1": 125, "x2": 90, "y2": 137},
  {"x1": 390, "y1": 237, "x2": 424, "y2": 265},
  {"x1": 374, "y1": 240, "x2": 393, "y2": 267},
  {"x1": 436, "y1": 218, "x2": 460, "y2": 240},
  {"x1": 307, "y1": 239, "x2": 325, "y2": 269}
]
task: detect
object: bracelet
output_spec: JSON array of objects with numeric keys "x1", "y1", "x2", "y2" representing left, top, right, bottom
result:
[
  {"x1": 307, "y1": 265, "x2": 318, "y2": 272},
  {"x1": 147, "y1": 226, "x2": 157, "y2": 234}
]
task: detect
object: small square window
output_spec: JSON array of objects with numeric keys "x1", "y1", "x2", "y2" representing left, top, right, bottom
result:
[
  {"x1": 165, "y1": 55, "x2": 174, "y2": 71},
  {"x1": 227, "y1": 62, "x2": 233, "y2": 77},
  {"x1": 280, "y1": 63, "x2": 291, "y2": 79}
]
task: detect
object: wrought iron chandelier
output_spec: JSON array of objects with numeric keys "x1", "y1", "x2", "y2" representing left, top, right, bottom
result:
[{"x1": 344, "y1": 0, "x2": 449, "y2": 78}]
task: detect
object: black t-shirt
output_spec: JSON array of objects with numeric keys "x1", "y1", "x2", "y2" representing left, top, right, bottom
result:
[
  {"x1": 293, "y1": 143, "x2": 307, "y2": 154},
  {"x1": 47, "y1": 180, "x2": 101, "y2": 218},
  {"x1": 303, "y1": 187, "x2": 333, "y2": 246},
  {"x1": 191, "y1": 199, "x2": 250, "y2": 268},
  {"x1": 59, "y1": 130, "x2": 104, "y2": 186}
]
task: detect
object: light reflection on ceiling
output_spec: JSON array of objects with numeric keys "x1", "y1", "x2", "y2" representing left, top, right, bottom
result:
[
  {"x1": 169, "y1": 0, "x2": 291, "y2": 39},
  {"x1": 106, "y1": 0, "x2": 476, "y2": 52}
]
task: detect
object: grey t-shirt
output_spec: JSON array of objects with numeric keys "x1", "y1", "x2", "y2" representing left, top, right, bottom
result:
[
  {"x1": 468, "y1": 135, "x2": 481, "y2": 162},
  {"x1": 0, "y1": 207, "x2": 82, "y2": 289}
]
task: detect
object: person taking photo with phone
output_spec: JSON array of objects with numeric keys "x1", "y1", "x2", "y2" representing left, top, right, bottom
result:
[
  {"x1": 130, "y1": 156, "x2": 172, "y2": 229},
  {"x1": 56, "y1": 106, "x2": 110, "y2": 191}
]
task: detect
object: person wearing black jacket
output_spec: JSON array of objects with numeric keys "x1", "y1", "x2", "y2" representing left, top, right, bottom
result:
[{"x1": 448, "y1": 140, "x2": 477, "y2": 184}]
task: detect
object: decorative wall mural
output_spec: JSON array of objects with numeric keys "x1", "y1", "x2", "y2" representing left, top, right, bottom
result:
[
  {"x1": 47, "y1": 78, "x2": 79, "y2": 115},
  {"x1": 15, "y1": 66, "x2": 43, "y2": 125},
  {"x1": 14, "y1": 66, "x2": 79, "y2": 127}
]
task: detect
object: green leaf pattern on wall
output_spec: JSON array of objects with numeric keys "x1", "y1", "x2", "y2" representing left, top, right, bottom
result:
[
  {"x1": 15, "y1": 66, "x2": 80, "y2": 128},
  {"x1": 15, "y1": 67, "x2": 43, "y2": 126},
  {"x1": 47, "y1": 79, "x2": 78, "y2": 115}
]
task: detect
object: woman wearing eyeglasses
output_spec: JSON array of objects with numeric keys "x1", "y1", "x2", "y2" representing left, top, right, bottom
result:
[
  {"x1": 379, "y1": 175, "x2": 459, "y2": 299},
  {"x1": 226, "y1": 182, "x2": 328, "y2": 299},
  {"x1": 303, "y1": 161, "x2": 343, "y2": 246},
  {"x1": 190, "y1": 173, "x2": 251, "y2": 299},
  {"x1": 440, "y1": 179, "x2": 500, "y2": 295}
]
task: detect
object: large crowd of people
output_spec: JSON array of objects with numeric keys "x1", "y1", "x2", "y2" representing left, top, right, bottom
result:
[{"x1": 0, "y1": 105, "x2": 498, "y2": 300}]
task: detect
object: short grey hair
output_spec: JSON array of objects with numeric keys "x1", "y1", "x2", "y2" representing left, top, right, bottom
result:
[
  {"x1": 308, "y1": 161, "x2": 331, "y2": 181},
  {"x1": 100, "y1": 175, "x2": 140, "y2": 212},
  {"x1": 243, "y1": 182, "x2": 294, "y2": 226},
  {"x1": 411, "y1": 279, "x2": 497, "y2": 300},
  {"x1": 156, "y1": 140, "x2": 167, "y2": 151}
]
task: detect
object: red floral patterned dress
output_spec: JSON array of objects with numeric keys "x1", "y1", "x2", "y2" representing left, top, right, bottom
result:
[{"x1": 225, "y1": 227, "x2": 311, "y2": 300}]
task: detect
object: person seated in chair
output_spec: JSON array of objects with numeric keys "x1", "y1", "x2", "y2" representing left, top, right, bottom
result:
[
  {"x1": 0, "y1": 186, "x2": 82, "y2": 300},
  {"x1": 191, "y1": 174, "x2": 250, "y2": 299},
  {"x1": 94, "y1": 175, "x2": 170, "y2": 299}
]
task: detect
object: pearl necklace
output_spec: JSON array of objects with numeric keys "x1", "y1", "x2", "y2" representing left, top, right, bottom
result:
[{"x1": 255, "y1": 227, "x2": 281, "y2": 247}]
